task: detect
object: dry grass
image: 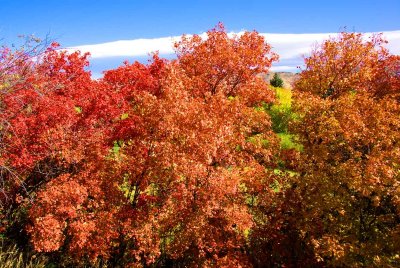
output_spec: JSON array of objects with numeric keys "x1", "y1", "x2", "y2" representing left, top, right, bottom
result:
[{"x1": 0, "y1": 241, "x2": 47, "y2": 268}]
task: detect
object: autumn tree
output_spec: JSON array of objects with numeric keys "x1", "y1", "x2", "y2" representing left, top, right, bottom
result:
[
  {"x1": 145, "y1": 24, "x2": 280, "y2": 266},
  {"x1": 286, "y1": 32, "x2": 400, "y2": 266},
  {"x1": 98, "y1": 24, "x2": 279, "y2": 267},
  {"x1": 0, "y1": 24, "x2": 281, "y2": 267}
]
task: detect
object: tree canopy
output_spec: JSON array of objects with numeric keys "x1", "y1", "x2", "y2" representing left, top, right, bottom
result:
[{"x1": 0, "y1": 27, "x2": 399, "y2": 267}]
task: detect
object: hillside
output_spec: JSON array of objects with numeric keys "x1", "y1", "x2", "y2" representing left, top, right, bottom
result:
[{"x1": 262, "y1": 71, "x2": 299, "y2": 89}]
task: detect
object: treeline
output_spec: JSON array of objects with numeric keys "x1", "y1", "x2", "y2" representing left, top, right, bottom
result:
[{"x1": 0, "y1": 24, "x2": 399, "y2": 267}]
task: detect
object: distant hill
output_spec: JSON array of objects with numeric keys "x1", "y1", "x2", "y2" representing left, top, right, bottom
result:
[{"x1": 262, "y1": 72, "x2": 299, "y2": 89}]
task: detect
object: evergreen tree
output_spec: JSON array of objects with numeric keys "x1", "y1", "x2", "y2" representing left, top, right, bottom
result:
[{"x1": 270, "y1": 72, "x2": 284, "y2": 87}]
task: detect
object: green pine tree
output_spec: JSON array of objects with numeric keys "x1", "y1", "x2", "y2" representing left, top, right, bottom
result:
[{"x1": 270, "y1": 73, "x2": 284, "y2": 88}]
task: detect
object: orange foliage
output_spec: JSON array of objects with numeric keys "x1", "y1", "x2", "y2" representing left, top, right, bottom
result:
[{"x1": 289, "y1": 32, "x2": 400, "y2": 266}]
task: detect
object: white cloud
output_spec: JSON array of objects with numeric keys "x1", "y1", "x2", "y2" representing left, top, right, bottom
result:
[
  {"x1": 68, "y1": 30, "x2": 400, "y2": 73},
  {"x1": 261, "y1": 31, "x2": 400, "y2": 60},
  {"x1": 270, "y1": 65, "x2": 299, "y2": 72},
  {"x1": 67, "y1": 37, "x2": 178, "y2": 58}
]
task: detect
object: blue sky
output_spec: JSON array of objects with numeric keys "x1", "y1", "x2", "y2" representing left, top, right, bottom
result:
[{"x1": 1, "y1": 0, "x2": 399, "y2": 76}]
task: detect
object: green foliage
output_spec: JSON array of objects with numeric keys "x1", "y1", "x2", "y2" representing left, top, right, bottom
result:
[
  {"x1": 270, "y1": 72, "x2": 284, "y2": 88},
  {"x1": 277, "y1": 133, "x2": 302, "y2": 151},
  {"x1": 74, "y1": 106, "x2": 82, "y2": 114},
  {"x1": 120, "y1": 113, "x2": 129, "y2": 120},
  {"x1": 268, "y1": 87, "x2": 294, "y2": 134},
  {"x1": 274, "y1": 86, "x2": 291, "y2": 106},
  {"x1": 246, "y1": 134, "x2": 270, "y2": 149}
]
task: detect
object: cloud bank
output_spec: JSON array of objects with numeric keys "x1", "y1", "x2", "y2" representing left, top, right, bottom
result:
[{"x1": 67, "y1": 30, "x2": 400, "y2": 75}]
